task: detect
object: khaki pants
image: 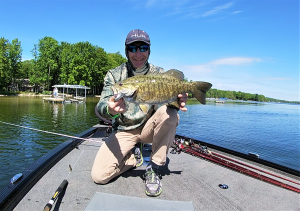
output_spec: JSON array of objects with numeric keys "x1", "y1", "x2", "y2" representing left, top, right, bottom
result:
[{"x1": 91, "y1": 105, "x2": 179, "y2": 184}]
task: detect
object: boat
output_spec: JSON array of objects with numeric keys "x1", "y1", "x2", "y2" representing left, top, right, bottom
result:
[{"x1": 0, "y1": 122, "x2": 299, "y2": 210}]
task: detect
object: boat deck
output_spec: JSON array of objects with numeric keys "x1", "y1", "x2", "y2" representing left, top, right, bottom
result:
[{"x1": 14, "y1": 126, "x2": 300, "y2": 210}]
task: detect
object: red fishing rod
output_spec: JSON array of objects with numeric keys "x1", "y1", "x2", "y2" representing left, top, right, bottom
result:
[
  {"x1": 210, "y1": 151, "x2": 300, "y2": 186},
  {"x1": 171, "y1": 137, "x2": 300, "y2": 193}
]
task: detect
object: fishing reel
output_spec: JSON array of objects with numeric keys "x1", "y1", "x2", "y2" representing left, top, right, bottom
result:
[
  {"x1": 105, "y1": 125, "x2": 112, "y2": 137},
  {"x1": 170, "y1": 137, "x2": 194, "y2": 154}
]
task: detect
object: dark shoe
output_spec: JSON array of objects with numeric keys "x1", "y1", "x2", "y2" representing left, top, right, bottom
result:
[
  {"x1": 143, "y1": 168, "x2": 162, "y2": 197},
  {"x1": 134, "y1": 143, "x2": 143, "y2": 167}
]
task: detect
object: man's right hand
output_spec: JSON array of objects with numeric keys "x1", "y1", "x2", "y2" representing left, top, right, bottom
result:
[{"x1": 107, "y1": 96, "x2": 126, "y2": 116}]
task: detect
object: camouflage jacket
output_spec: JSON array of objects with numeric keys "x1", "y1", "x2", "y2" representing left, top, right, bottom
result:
[{"x1": 97, "y1": 62, "x2": 164, "y2": 131}]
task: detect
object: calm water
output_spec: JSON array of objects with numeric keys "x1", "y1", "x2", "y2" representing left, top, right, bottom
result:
[{"x1": 0, "y1": 97, "x2": 299, "y2": 189}]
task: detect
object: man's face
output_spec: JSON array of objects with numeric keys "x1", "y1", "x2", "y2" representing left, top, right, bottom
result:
[{"x1": 128, "y1": 41, "x2": 149, "y2": 69}]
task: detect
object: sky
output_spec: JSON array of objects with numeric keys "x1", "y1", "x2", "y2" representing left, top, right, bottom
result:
[{"x1": 1, "y1": 0, "x2": 299, "y2": 101}]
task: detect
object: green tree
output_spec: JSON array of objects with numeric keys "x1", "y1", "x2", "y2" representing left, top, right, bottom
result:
[
  {"x1": 69, "y1": 41, "x2": 96, "y2": 86},
  {"x1": 8, "y1": 38, "x2": 22, "y2": 91},
  {"x1": 92, "y1": 46, "x2": 109, "y2": 94},
  {"x1": 0, "y1": 37, "x2": 10, "y2": 90},
  {"x1": 107, "y1": 52, "x2": 127, "y2": 70},
  {"x1": 59, "y1": 41, "x2": 73, "y2": 85},
  {"x1": 29, "y1": 44, "x2": 42, "y2": 93},
  {"x1": 37, "y1": 36, "x2": 60, "y2": 91}
]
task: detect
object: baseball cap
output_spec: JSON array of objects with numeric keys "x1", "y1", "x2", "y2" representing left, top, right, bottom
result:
[{"x1": 125, "y1": 29, "x2": 150, "y2": 45}]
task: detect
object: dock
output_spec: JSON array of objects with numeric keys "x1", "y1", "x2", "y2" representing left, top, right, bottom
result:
[
  {"x1": 13, "y1": 126, "x2": 300, "y2": 210},
  {"x1": 43, "y1": 97, "x2": 64, "y2": 103},
  {"x1": 43, "y1": 97, "x2": 85, "y2": 103}
]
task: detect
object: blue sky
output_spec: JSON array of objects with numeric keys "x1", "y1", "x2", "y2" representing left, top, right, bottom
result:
[{"x1": 1, "y1": 0, "x2": 299, "y2": 101}]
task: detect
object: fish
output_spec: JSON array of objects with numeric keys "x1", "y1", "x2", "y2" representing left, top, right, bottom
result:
[{"x1": 111, "y1": 69, "x2": 212, "y2": 113}]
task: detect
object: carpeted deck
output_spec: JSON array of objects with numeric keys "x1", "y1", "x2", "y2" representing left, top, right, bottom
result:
[{"x1": 15, "y1": 126, "x2": 300, "y2": 210}]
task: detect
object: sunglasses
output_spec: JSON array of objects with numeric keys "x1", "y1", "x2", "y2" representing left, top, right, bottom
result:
[{"x1": 128, "y1": 45, "x2": 149, "y2": 53}]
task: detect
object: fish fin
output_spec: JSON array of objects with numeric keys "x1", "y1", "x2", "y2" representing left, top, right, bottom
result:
[
  {"x1": 168, "y1": 101, "x2": 180, "y2": 110},
  {"x1": 163, "y1": 69, "x2": 185, "y2": 81},
  {"x1": 147, "y1": 69, "x2": 185, "y2": 81},
  {"x1": 193, "y1": 82, "x2": 212, "y2": 105},
  {"x1": 139, "y1": 104, "x2": 150, "y2": 113}
]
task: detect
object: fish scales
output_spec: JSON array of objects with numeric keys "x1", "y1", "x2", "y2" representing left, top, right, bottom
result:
[{"x1": 138, "y1": 76, "x2": 180, "y2": 104}]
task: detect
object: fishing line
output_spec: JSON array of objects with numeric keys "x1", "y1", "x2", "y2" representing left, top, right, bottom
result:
[
  {"x1": 0, "y1": 120, "x2": 104, "y2": 210},
  {"x1": 0, "y1": 120, "x2": 103, "y2": 143}
]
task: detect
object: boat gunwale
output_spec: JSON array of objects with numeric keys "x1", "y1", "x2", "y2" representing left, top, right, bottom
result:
[
  {"x1": 1, "y1": 128, "x2": 299, "y2": 210},
  {"x1": 175, "y1": 134, "x2": 300, "y2": 177},
  {"x1": 0, "y1": 127, "x2": 98, "y2": 211}
]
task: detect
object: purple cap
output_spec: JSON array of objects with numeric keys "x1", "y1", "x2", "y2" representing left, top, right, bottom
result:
[{"x1": 125, "y1": 29, "x2": 150, "y2": 45}]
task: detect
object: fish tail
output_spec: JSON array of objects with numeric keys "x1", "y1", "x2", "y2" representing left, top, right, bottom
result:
[{"x1": 192, "y1": 82, "x2": 212, "y2": 105}]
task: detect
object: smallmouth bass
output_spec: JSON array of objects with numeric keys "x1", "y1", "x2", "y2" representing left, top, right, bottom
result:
[{"x1": 111, "y1": 69, "x2": 212, "y2": 113}]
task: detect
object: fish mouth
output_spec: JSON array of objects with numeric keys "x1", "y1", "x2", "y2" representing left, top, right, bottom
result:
[
  {"x1": 111, "y1": 87, "x2": 136, "y2": 102},
  {"x1": 114, "y1": 93, "x2": 123, "y2": 101},
  {"x1": 111, "y1": 87, "x2": 123, "y2": 101}
]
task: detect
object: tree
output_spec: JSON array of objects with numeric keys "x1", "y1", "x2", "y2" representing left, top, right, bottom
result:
[
  {"x1": 37, "y1": 36, "x2": 60, "y2": 91},
  {"x1": 29, "y1": 44, "x2": 41, "y2": 93},
  {"x1": 8, "y1": 38, "x2": 22, "y2": 91},
  {"x1": 92, "y1": 46, "x2": 109, "y2": 94},
  {"x1": 0, "y1": 37, "x2": 10, "y2": 90},
  {"x1": 59, "y1": 41, "x2": 73, "y2": 85},
  {"x1": 107, "y1": 52, "x2": 127, "y2": 70}
]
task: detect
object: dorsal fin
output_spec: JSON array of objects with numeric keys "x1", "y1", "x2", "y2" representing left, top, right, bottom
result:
[
  {"x1": 163, "y1": 69, "x2": 184, "y2": 81},
  {"x1": 147, "y1": 69, "x2": 185, "y2": 81}
]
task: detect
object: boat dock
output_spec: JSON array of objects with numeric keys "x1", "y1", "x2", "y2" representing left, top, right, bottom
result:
[
  {"x1": 43, "y1": 97, "x2": 65, "y2": 103},
  {"x1": 9, "y1": 126, "x2": 299, "y2": 211},
  {"x1": 43, "y1": 97, "x2": 85, "y2": 103}
]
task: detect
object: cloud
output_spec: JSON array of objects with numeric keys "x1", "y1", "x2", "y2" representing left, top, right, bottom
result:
[
  {"x1": 184, "y1": 57, "x2": 261, "y2": 73},
  {"x1": 210, "y1": 57, "x2": 261, "y2": 66},
  {"x1": 233, "y1": 11, "x2": 242, "y2": 14},
  {"x1": 146, "y1": 0, "x2": 157, "y2": 8},
  {"x1": 266, "y1": 77, "x2": 291, "y2": 81},
  {"x1": 202, "y1": 2, "x2": 234, "y2": 17},
  {"x1": 142, "y1": 0, "x2": 237, "y2": 20}
]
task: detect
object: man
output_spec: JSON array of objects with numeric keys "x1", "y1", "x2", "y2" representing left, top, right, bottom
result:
[{"x1": 91, "y1": 29, "x2": 188, "y2": 197}]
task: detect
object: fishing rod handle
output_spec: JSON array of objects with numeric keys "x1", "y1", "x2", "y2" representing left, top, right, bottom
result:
[{"x1": 43, "y1": 180, "x2": 68, "y2": 211}]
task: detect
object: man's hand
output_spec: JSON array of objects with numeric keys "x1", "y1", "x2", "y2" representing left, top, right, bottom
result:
[
  {"x1": 108, "y1": 96, "x2": 126, "y2": 116},
  {"x1": 178, "y1": 93, "x2": 188, "y2": 112}
]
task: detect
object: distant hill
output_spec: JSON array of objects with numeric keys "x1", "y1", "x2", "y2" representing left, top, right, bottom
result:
[{"x1": 202, "y1": 88, "x2": 299, "y2": 104}]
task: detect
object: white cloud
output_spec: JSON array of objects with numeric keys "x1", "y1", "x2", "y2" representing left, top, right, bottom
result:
[
  {"x1": 266, "y1": 77, "x2": 291, "y2": 81},
  {"x1": 146, "y1": 0, "x2": 157, "y2": 8},
  {"x1": 142, "y1": 0, "x2": 237, "y2": 20},
  {"x1": 202, "y1": 2, "x2": 234, "y2": 17},
  {"x1": 210, "y1": 57, "x2": 261, "y2": 66},
  {"x1": 233, "y1": 11, "x2": 242, "y2": 14},
  {"x1": 184, "y1": 57, "x2": 261, "y2": 73}
]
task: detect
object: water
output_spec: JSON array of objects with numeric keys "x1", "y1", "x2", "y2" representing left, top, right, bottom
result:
[
  {"x1": 0, "y1": 97, "x2": 299, "y2": 189},
  {"x1": 177, "y1": 100, "x2": 300, "y2": 171}
]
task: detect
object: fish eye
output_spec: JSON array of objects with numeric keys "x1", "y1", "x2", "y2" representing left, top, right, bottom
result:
[{"x1": 119, "y1": 83, "x2": 123, "y2": 86}]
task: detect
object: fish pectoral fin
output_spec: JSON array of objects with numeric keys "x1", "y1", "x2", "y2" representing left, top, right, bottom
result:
[
  {"x1": 168, "y1": 101, "x2": 180, "y2": 109},
  {"x1": 139, "y1": 104, "x2": 150, "y2": 113}
]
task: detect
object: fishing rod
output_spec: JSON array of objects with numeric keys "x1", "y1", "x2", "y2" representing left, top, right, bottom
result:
[
  {"x1": 210, "y1": 150, "x2": 300, "y2": 186},
  {"x1": 43, "y1": 180, "x2": 68, "y2": 211},
  {"x1": 172, "y1": 136, "x2": 300, "y2": 193},
  {"x1": 0, "y1": 121, "x2": 102, "y2": 143}
]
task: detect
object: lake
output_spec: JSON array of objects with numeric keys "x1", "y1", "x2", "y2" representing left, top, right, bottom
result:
[{"x1": 0, "y1": 96, "x2": 299, "y2": 189}]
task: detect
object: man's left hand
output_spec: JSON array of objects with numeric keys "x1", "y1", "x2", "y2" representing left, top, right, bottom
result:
[{"x1": 178, "y1": 93, "x2": 188, "y2": 112}]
